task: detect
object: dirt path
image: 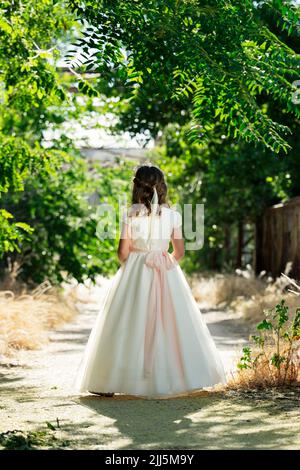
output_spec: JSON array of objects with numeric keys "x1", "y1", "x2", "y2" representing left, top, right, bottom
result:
[{"x1": 0, "y1": 278, "x2": 299, "y2": 450}]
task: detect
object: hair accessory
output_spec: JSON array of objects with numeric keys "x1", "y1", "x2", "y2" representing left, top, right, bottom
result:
[
  {"x1": 151, "y1": 186, "x2": 159, "y2": 213},
  {"x1": 146, "y1": 186, "x2": 159, "y2": 248}
]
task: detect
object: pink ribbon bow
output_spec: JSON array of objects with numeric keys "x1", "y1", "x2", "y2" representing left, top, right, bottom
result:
[{"x1": 144, "y1": 251, "x2": 185, "y2": 380}]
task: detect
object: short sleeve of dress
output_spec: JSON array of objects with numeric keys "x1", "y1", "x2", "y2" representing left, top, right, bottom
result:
[
  {"x1": 120, "y1": 210, "x2": 131, "y2": 239},
  {"x1": 173, "y1": 210, "x2": 182, "y2": 229},
  {"x1": 121, "y1": 211, "x2": 130, "y2": 226}
]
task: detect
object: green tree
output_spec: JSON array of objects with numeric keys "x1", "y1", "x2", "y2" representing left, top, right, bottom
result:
[
  {"x1": 155, "y1": 109, "x2": 300, "y2": 272},
  {"x1": 2, "y1": 155, "x2": 108, "y2": 285},
  {"x1": 68, "y1": 0, "x2": 300, "y2": 152},
  {"x1": 0, "y1": 0, "x2": 74, "y2": 255},
  {"x1": 0, "y1": 1, "x2": 116, "y2": 284}
]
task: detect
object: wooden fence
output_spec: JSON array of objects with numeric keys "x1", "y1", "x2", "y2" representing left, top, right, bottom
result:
[{"x1": 258, "y1": 196, "x2": 300, "y2": 279}]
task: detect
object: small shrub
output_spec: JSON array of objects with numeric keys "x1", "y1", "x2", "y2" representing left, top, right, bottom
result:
[{"x1": 230, "y1": 299, "x2": 300, "y2": 389}]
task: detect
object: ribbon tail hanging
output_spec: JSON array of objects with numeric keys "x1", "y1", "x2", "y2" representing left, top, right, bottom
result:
[{"x1": 147, "y1": 186, "x2": 159, "y2": 249}]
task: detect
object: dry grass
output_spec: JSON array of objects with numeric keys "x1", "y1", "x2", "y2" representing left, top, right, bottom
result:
[
  {"x1": 190, "y1": 265, "x2": 300, "y2": 322},
  {"x1": 190, "y1": 268, "x2": 265, "y2": 310},
  {"x1": 0, "y1": 281, "x2": 78, "y2": 357},
  {"x1": 227, "y1": 345, "x2": 300, "y2": 390},
  {"x1": 232, "y1": 286, "x2": 300, "y2": 323}
]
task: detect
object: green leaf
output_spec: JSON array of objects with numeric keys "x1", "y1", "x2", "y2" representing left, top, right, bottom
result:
[
  {"x1": 257, "y1": 319, "x2": 273, "y2": 331},
  {"x1": 0, "y1": 209, "x2": 13, "y2": 219},
  {"x1": 46, "y1": 422, "x2": 56, "y2": 431},
  {"x1": 15, "y1": 222, "x2": 34, "y2": 233}
]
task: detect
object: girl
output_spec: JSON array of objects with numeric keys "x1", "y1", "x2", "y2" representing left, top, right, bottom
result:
[{"x1": 75, "y1": 164, "x2": 226, "y2": 398}]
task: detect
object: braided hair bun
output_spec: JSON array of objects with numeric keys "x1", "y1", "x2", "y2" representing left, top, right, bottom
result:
[{"x1": 131, "y1": 164, "x2": 168, "y2": 215}]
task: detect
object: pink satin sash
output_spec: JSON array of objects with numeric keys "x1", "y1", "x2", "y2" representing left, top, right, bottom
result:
[{"x1": 132, "y1": 250, "x2": 185, "y2": 380}]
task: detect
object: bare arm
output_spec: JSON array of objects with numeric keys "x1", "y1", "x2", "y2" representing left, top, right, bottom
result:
[
  {"x1": 117, "y1": 220, "x2": 131, "y2": 263},
  {"x1": 171, "y1": 226, "x2": 185, "y2": 261}
]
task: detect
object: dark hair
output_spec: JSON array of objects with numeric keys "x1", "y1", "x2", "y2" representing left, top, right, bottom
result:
[{"x1": 131, "y1": 164, "x2": 168, "y2": 215}]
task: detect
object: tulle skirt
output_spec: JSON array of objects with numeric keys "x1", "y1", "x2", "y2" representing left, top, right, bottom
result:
[{"x1": 74, "y1": 251, "x2": 226, "y2": 398}]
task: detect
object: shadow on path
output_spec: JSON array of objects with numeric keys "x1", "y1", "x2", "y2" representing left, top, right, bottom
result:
[{"x1": 64, "y1": 393, "x2": 298, "y2": 450}]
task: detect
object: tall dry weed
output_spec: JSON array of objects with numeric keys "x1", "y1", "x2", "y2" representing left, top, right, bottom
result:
[
  {"x1": 0, "y1": 281, "x2": 77, "y2": 356},
  {"x1": 190, "y1": 265, "x2": 300, "y2": 322}
]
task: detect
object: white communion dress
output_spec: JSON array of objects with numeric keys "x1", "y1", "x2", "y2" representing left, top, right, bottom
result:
[{"x1": 75, "y1": 192, "x2": 226, "y2": 398}]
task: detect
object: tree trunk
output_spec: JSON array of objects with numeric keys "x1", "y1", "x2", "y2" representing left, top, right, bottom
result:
[
  {"x1": 254, "y1": 215, "x2": 264, "y2": 275},
  {"x1": 236, "y1": 220, "x2": 244, "y2": 268},
  {"x1": 224, "y1": 224, "x2": 231, "y2": 265},
  {"x1": 211, "y1": 249, "x2": 218, "y2": 270}
]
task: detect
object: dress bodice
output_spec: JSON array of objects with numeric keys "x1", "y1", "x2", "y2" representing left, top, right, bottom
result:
[{"x1": 122, "y1": 206, "x2": 182, "y2": 252}]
